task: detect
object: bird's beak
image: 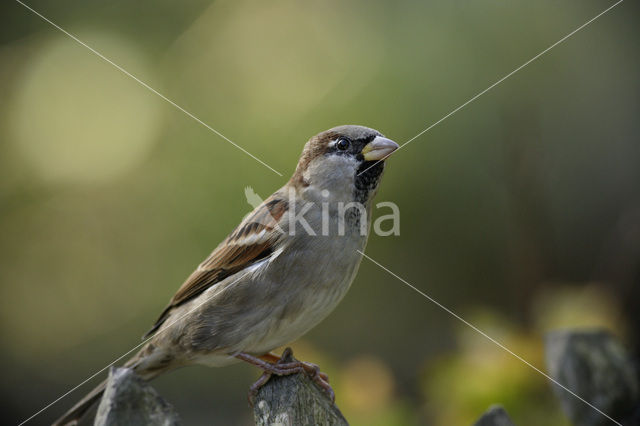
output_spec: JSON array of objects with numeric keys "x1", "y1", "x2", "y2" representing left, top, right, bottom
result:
[{"x1": 362, "y1": 136, "x2": 399, "y2": 161}]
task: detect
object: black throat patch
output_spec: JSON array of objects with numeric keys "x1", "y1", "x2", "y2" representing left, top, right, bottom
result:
[{"x1": 354, "y1": 160, "x2": 384, "y2": 204}]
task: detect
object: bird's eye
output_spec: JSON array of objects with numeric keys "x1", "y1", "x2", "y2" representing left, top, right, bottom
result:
[{"x1": 336, "y1": 138, "x2": 350, "y2": 151}]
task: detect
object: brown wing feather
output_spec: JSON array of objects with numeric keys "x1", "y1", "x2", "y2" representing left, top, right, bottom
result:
[{"x1": 143, "y1": 196, "x2": 288, "y2": 339}]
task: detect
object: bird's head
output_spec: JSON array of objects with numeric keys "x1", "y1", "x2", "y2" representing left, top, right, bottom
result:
[{"x1": 291, "y1": 125, "x2": 398, "y2": 203}]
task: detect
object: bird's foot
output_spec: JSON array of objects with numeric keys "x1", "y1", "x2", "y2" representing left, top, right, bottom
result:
[{"x1": 236, "y1": 347, "x2": 334, "y2": 405}]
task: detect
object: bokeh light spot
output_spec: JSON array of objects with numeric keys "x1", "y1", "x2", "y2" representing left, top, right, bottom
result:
[{"x1": 10, "y1": 34, "x2": 162, "y2": 184}]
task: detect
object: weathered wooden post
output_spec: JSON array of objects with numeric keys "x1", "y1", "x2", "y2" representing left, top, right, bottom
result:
[
  {"x1": 95, "y1": 367, "x2": 181, "y2": 426},
  {"x1": 251, "y1": 350, "x2": 348, "y2": 426},
  {"x1": 473, "y1": 405, "x2": 516, "y2": 426},
  {"x1": 545, "y1": 329, "x2": 640, "y2": 426},
  {"x1": 94, "y1": 354, "x2": 348, "y2": 426}
]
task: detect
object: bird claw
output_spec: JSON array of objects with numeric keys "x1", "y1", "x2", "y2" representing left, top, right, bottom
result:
[
  {"x1": 240, "y1": 347, "x2": 334, "y2": 405},
  {"x1": 248, "y1": 371, "x2": 272, "y2": 405}
]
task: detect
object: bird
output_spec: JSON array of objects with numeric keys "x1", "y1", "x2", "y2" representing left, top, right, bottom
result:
[{"x1": 53, "y1": 125, "x2": 399, "y2": 425}]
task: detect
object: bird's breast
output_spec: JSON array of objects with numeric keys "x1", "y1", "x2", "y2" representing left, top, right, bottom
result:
[{"x1": 243, "y1": 226, "x2": 366, "y2": 353}]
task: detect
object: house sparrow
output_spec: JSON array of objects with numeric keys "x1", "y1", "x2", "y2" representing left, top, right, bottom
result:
[{"x1": 54, "y1": 125, "x2": 398, "y2": 425}]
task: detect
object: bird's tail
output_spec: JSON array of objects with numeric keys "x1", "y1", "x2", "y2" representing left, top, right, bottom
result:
[
  {"x1": 51, "y1": 351, "x2": 150, "y2": 426},
  {"x1": 51, "y1": 378, "x2": 107, "y2": 426}
]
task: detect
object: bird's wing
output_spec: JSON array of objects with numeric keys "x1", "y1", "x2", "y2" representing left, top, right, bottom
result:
[{"x1": 143, "y1": 196, "x2": 288, "y2": 339}]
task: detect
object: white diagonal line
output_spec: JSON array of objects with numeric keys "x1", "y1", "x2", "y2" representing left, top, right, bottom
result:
[
  {"x1": 17, "y1": 339, "x2": 147, "y2": 425},
  {"x1": 14, "y1": 0, "x2": 284, "y2": 177},
  {"x1": 18, "y1": 270, "x2": 252, "y2": 425},
  {"x1": 358, "y1": 0, "x2": 624, "y2": 177},
  {"x1": 356, "y1": 249, "x2": 622, "y2": 426}
]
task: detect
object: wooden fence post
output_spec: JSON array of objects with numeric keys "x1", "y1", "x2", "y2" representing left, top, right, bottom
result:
[
  {"x1": 545, "y1": 329, "x2": 640, "y2": 426},
  {"x1": 251, "y1": 351, "x2": 348, "y2": 426}
]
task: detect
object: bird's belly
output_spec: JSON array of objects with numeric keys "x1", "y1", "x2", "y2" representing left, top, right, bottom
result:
[
  {"x1": 192, "y1": 279, "x2": 346, "y2": 365},
  {"x1": 241, "y1": 238, "x2": 364, "y2": 354},
  {"x1": 248, "y1": 285, "x2": 346, "y2": 354}
]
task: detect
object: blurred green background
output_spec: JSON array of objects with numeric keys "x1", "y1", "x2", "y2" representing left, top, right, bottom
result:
[{"x1": 1, "y1": 0, "x2": 639, "y2": 424}]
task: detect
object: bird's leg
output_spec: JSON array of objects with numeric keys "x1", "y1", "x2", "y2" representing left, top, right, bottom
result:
[
  {"x1": 258, "y1": 350, "x2": 329, "y2": 382},
  {"x1": 236, "y1": 351, "x2": 305, "y2": 405},
  {"x1": 275, "y1": 348, "x2": 331, "y2": 383},
  {"x1": 275, "y1": 360, "x2": 334, "y2": 402},
  {"x1": 235, "y1": 347, "x2": 334, "y2": 404},
  {"x1": 258, "y1": 352, "x2": 281, "y2": 364}
]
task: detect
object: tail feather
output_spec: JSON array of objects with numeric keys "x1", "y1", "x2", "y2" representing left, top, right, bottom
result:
[
  {"x1": 51, "y1": 349, "x2": 168, "y2": 426},
  {"x1": 51, "y1": 379, "x2": 106, "y2": 426}
]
